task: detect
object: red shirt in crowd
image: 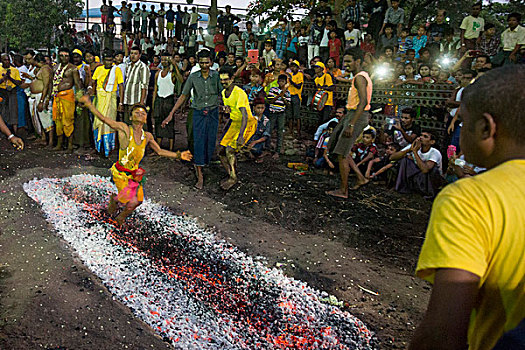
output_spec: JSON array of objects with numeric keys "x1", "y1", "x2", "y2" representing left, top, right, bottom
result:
[{"x1": 329, "y1": 38, "x2": 342, "y2": 66}]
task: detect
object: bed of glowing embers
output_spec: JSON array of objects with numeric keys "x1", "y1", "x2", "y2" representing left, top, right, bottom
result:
[{"x1": 24, "y1": 174, "x2": 375, "y2": 349}]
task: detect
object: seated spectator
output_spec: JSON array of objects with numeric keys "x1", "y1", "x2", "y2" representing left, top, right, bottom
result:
[
  {"x1": 390, "y1": 107, "x2": 421, "y2": 148},
  {"x1": 391, "y1": 131, "x2": 443, "y2": 198},
  {"x1": 397, "y1": 28, "x2": 413, "y2": 60},
  {"x1": 242, "y1": 69, "x2": 265, "y2": 103},
  {"x1": 412, "y1": 25, "x2": 428, "y2": 58},
  {"x1": 365, "y1": 143, "x2": 401, "y2": 184},
  {"x1": 430, "y1": 63, "x2": 442, "y2": 82},
  {"x1": 404, "y1": 48, "x2": 416, "y2": 65},
  {"x1": 313, "y1": 120, "x2": 338, "y2": 172},
  {"x1": 352, "y1": 129, "x2": 379, "y2": 175},
  {"x1": 418, "y1": 47, "x2": 432, "y2": 64},
  {"x1": 326, "y1": 57, "x2": 342, "y2": 78},
  {"x1": 477, "y1": 22, "x2": 500, "y2": 58},
  {"x1": 396, "y1": 63, "x2": 422, "y2": 85},
  {"x1": 247, "y1": 98, "x2": 271, "y2": 163},
  {"x1": 418, "y1": 63, "x2": 432, "y2": 82},
  {"x1": 314, "y1": 104, "x2": 345, "y2": 141},
  {"x1": 377, "y1": 24, "x2": 398, "y2": 55},
  {"x1": 360, "y1": 33, "x2": 376, "y2": 56},
  {"x1": 445, "y1": 153, "x2": 485, "y2": 183}
]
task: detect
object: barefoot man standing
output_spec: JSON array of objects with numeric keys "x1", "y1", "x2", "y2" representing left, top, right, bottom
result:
[
  {"x1": 80, "y1": 95, "x2": 192, "y2": 225},
  {"x1": 327, "y1": 49, "x2": 373, "y2": 199},
  {"x1": 52, "y1": 48, "x2": 82, "y2": 152}
]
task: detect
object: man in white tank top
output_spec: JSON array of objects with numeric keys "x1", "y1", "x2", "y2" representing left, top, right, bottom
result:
[{"x1": 152, "y1": 53, "x2": 183, "y2": 151}]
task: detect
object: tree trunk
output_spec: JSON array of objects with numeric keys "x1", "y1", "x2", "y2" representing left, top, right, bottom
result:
[{"x1": 208, "y1": 0, "x2": 218, "y2": 29}]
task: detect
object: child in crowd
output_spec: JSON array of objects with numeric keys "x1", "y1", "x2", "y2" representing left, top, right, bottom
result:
[
  {"x1": 390, "y1": 107, "x2": 421, "y2": 148},
  {"x1": 377, "y1": 24, "x2": 398, "y2": 55},
  {"x1": 266, "y1": 74, "x2": 291, "y2": 158},
  {"x1": 313, "y1": 121, "x2": 338, "y2": 173},
  {"x1": 262, "y1": 40, "x2": 277, "y2": 68},
  {"x1": 247, "y1": 98, "x2": 272, "y2": 163},
  {"x1": 297, "y1": 26, "x2": 310, "y2": 64},
  {"x1": 430, "y1": 64, "x2": 442, "y2": 82},
  {"x1": 360, "y1": 33, "x2": 376, "y2": 56},
  {"x1": 396, "y1": 63, "x2": 422, "y2": 85},
  {"x1": 344, "y1": 20, "x2": 361, "y2": 50},
  {"x1": 365, "y1": 143, "x2": 401, "y2": 183},
  {"x1": 418, "y1": 64, "x2": 432, "y2": 82},
  {"x1": 404, "y1": 48, "x2": 416, "y2": 65},
  {"x1": 328, "y1": 30, "x2": 342, "y2": 67},
  {"x1": 397, "y1": 28, "x2": 413, "y2": 60},
  {"x1": 412, "y1": 25, "x2": 428, "y2": 58},
  {"x1": 352, "y1": 129, "x2": 379, "y2": 175},
  {"x1": 242, "y1": 69, "x2": 265, "y2": 103}
]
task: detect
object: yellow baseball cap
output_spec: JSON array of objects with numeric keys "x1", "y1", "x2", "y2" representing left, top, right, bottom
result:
[
  {"x1": 72, "y1": 49, "x2": 83, "y2": 56},
  {"x1": 291, "y1": 60, "x2": 300, "y2": 67},
  {"x1": 314, "y1": 62, "x2": 325, "y2": 69}
]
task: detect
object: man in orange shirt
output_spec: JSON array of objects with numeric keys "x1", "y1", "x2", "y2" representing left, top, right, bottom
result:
[{"x1": 327, "y1": 49, "x2": 373, "y2": 198}]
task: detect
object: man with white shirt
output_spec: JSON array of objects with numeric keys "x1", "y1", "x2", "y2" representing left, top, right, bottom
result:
[
  {"x1": 122, "y1": 42, "x2": 150, "y2": 125},
  {"x1": 500, "y1": 13, "x2": 525, "y2": 64},
  {"x1": 391, "y1": 131, "x2": 443, "y2": 197}
]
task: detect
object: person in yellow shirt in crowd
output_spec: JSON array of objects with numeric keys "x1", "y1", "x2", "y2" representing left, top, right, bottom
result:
[
  {"x1": 218, "y1": 66, "x2": 257, "y2": 191},
  {"x1": 410, "y1": 65, "x2": 525, "y2": 350},
  {"x1": 312, "y1": 61, "x2": 334, "y2": 124},
  {"x1": 0, "y1": 53, "x2": 22, "y2": 133},
  {"x1": 91, "y1": 49, "x2": 124, "y2": 157},
  {"x1": 286, "y1": 60, "x2": 304, "y2": 137}
]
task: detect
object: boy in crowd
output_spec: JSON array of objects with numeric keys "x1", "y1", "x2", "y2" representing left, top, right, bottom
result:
[
  {"x1": 381, "y1": 0, "x2": 404, "y2": 36},
  {"x1": 286, "y1": 60, "x2": 304, "y2": 137},
  {"x1": 391, "y1": 131, "x2": 443, "y2": 197},
  {"x1": 460, "y1": 2, "x2": 484, "y2": 54},
  {"x1": 247, "y1": 98, "x2": 272, "y2": 163},
  {"x1": 242, "y1": 69, "x2": 265, "y2": 103},
  {"x1": 377, "y1": 24, "x2": 398, "y2": 55},
  {"x1": 266, "y1": 74, "x2": 291, "y2": 159},
  {"x1": 397, "y1": 28, "x2": 412, "y2": 60},
  {"x1": 262, "y1": 40, "x2": 277, "y2": 68},
  {"x1": 389, "y1": 107, "x2": 420, "y2": 148},
  {"x1": 313, "y1": 61, "x2": 334, "y2": 124},
  {"x1": 352, "y1": 129, "x2": 379, "y2": 175},
  {"x1": 365, "y1": 143, "x2": 401, "y2": 183},
  {"x1": 344, "y1": 20, "x2": 361, "y2": 50}
]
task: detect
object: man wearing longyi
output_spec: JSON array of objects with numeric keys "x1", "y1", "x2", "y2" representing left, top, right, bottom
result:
[{"x1": 79, "y1": 95, "x2": 192, "y2": 225}]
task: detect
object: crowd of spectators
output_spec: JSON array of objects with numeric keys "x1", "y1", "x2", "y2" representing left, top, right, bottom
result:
[{"x1": 1, "y1": 0, "x2": 524, "y2": 199}]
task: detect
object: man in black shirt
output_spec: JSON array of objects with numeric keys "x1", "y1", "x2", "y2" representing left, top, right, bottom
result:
[
  {"x1": 365, "y1": 0, "x2": 387, "y2": 41},
  {"x1": 223, "y1": 5, "x2": 240, "y2": 42}
]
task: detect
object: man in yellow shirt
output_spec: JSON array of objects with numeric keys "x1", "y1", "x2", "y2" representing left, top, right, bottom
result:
[
  {"x1": 219, "y1": 66, "x2": 257, "y2": 191},
  {"x1": 286, "y1": 60, "x2": 304, "y2": 137},
  {"x1": 0, "y1": 54, "x2": 22, "y2": 131},
  {"x1": 410, "y1": 65, "x2": 525, "y2": 350},
  {"x1": 91, "y1": 50, "x2": 124, "y2": 157}
]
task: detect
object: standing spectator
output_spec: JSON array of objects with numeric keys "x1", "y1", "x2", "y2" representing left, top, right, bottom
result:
[
  {"x1": 157, "y1": 4, "x2": 166, "y2": 39},
  {"x1": 13, "y1": 55, "x2": 30, "y2": 132},
  {"x1": 267, "y1": 74, "x2": 291, "y2": 158},
  {"x1": 319, "y1": 20, "x2": 333, "y2": 63},
  {"x1": 213, "y1": 28, "x2": 226, "y2": 54},
  {"x1": 107, "y1": 1, "x2": 117, "y2": 30},
  {"x1": 286, "y1": 31, "x2": 299, "y2": 60},
  {"x1": 477, "y1": 23, "x2": 500, "y2": 58},
  {"x1": 286, "y1": 60, "x2": 303, "y2": 137},
  {"x1": 148, "y1": 5, "x2": 157, "y2": 38},
  {"x1": 328, "y1": 31, "x2": 343, "y2": 67},
  {"x1": 100, "y1": 0, "x2": 109, "y2": 32},
  {"x1": 162, "y1": 50, "x2": 223, "y2": 190},
  {"x1": 297, "y1": 26, "x2": 309, "y2": 64},
  {"x1": 0, "y1": 53, "x2": 22, "y2": 133},
  {"x1": 342, "y1": 0, "x2": 361, "y2": 28},
  {"x1": 313, "y1": 61, "x2": 334, "y2": 124},
  {"x1": 380, "y1": 0, "x2": 404, "y2": 36},
  {"x1": 312, "y1": 0, "x2": 332, "y2": 19},
  {"x1": 262, "y1": 40, "x2": 277, "y2": 68},
  {"x1": 460, "y1": 2, "x2": 484, "y2": 54},
  {"x1": 140, "y1": 4, "x2": 149, "y2": 35},
  {"x1": 166, "y1": 4, "x2": 175, "y2": 38},
  {"x1": 119, "y1": 2, "x2": 132, "y2": 33},
  {"x1": 241, "y1": 21, "x2": 255, "y2": 56},
  {"x1": 184, "y1": 28, "x2": 198, "y2": 57},
  {"x1": 133, "y1": 3, "x2": 142, "y2": 34},
  {"x1": 223, "y1": 5, "x2": 240, "y2": 41},
  {"x1": 412, "y1": 25, "x2": 428, "y2": 58},
  {"x1": 91, "y1": 50, "x2": 124, "y2": 157},
  {"x1": 377, "y1": 23, "x2": 398, "y2": 55},
  {"x1": 227, "y1": 27, "x2": 243, "y2": 58},
  {"x1": 365, "y1": 0, "x2": 388, "y2": 41},
  {"x1": 500, "y1": 13, "x2": 525, "y2": 65},
  {"x1": 182, "y1": 7, "x2": 191, "y2": 38},
  {"x1": 360, "y1": 33, "x2": 376, "y2": 56},
  {"x1": 272, "y1": 20, "x2": 290, "y2": 60},
  {"x1": 122, "y1": 44, "x2": 150, "y2": 125},
  {"x1": 428, "y1": 9, "x2": 450, "y2": 44},
  {"x1": 308, "y1": 14, "x2": 325, "y2": 67},
  {"x1": 410, "y1": 65, "x2": 525, "y2": 350},
  {"x1": 440, "y1": 27, "x2": 460, "y2": 56},
  {"x1": 344, "y1": 20, "x2": 361, "y2": 50},
  {"x1": 175, "y1": 5, "x2": 184, "y2": 40},
  {"x1": 189, "y1": 7, "x2": 202, "y2": 31}
]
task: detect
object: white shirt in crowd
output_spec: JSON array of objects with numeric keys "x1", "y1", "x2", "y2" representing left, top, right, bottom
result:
[
  {"x1": 344, "y1": 29, "x2": 362, "y2": 48},
  {"x1": 402, "y1": 144, "x2": 443, "y2": 174},
  {"x1": 320, "y1": 28, "x2": 330, "y2": 47}
]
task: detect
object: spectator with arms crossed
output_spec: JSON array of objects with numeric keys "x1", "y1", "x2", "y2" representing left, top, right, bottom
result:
[{"x1": 410, "y1": 65, "x2": 525, "y2": 350}]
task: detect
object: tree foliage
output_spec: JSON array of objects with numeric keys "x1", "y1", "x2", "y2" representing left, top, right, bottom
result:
[{"x1": 0, "y1": 0, "x2": 83, "y2": 50}]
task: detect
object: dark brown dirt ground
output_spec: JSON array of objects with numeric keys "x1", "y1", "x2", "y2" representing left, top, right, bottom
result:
[{"x1": 0, "y1": 133, "x2": 433, "y2": 349}]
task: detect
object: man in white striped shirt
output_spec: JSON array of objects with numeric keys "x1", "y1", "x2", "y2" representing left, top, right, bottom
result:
[{"x1": 120, "y1": 45, "x2": 150, "y2": 125}]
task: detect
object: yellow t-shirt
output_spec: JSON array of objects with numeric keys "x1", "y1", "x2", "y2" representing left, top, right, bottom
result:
[
  {"x1": 92, "y1": 65, "x2": 124, "y2": 92},
  {"x1": 314, "y1": 73, "x2": 334, "y2": 107},
  {"x1": 0, "y1": 66, "x2": 21, "y2": 89},
  {"x1": 416, "y1": 159, "x2": 525, "y2": 350},
  {"x1": 222, "y1": 86, "x2": 255, "y2": 123},
  {"x1": 288, "y1": 71, "x2": 304, "y2": 100}
]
